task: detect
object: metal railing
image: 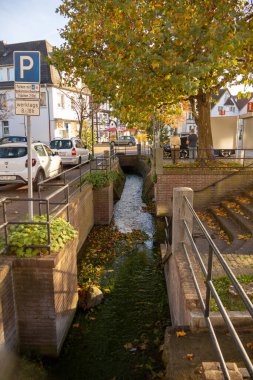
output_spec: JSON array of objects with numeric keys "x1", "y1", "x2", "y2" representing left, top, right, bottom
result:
[
  {"x1": 0, "y1": 152, "x2": 121, "y2": 255},
  {"x1": 0, "y1": 185, "x2": 70, "y2": 255},
  {"x1": 163, "y1": 148, "x2": 253, "y2": 167},
  {"x1": 181, "y1": 195, "x2": 253, "y2": 379}
]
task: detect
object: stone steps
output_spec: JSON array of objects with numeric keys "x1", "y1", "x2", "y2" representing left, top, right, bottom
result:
[{"x1": 196, "y1": 188, "x2": 253, "y2": 256}]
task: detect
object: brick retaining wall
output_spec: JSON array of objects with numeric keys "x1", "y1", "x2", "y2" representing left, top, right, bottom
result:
[
  {"x1": 156, "y1": 169, "x2": 253, "y2": 216},
  {"x1": 93, "y1": 183, "x2": 114, "y2": 225},
  {"x1": 0, "y1": 183, "x2": 95, "y2": 356}
]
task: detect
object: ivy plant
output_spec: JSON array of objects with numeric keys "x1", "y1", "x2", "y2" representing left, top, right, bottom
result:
[
  {"x1": 2, "y1": 215, "x2": 77, "y2": 257},
  {"x1": 83, "y1": 170, "x2": 119, "y2": 189}
]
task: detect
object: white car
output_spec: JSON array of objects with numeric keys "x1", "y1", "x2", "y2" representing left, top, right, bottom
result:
[
  {"x1": 0, "y1": 142, "x2": 63, "y2": 190},
  {"x1": 49, "y1": 138, "x2": 90, "y2": 165}
]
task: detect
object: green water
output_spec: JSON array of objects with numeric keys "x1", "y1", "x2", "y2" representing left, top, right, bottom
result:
[{"x1": 45, "y1": 175, "x2": 170, "y2": 379}]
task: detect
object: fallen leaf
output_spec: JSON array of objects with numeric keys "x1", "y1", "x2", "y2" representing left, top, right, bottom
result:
[
  {"x1": 185, "y1": 353, "x2": 194, "y2": 361},
  {"x1": 246, "y1": 342, "x2": 253, "y2": 350},
  {"x1": 124, "y1": 342, "x2": 133, "y2": 350},
  {"x1": 159, "y1": 344, "x2": 164, "y2": 352},
  {"x1": 176, "y1": 330, "x2": 187, "y2": 337}
]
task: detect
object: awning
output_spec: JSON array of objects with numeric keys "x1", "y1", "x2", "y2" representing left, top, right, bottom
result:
[{"x1": 100, "y1": 127, "x2": 118, "y2": 132}]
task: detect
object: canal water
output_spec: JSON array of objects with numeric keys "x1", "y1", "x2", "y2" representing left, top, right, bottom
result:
[{"x1": 46, "y1": 174, "x2": 170, "y2": 380}]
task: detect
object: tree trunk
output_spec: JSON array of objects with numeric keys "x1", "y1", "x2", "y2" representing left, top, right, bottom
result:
[{"x1": 195, "y1": 91, "x2": 214, "y2": 159}]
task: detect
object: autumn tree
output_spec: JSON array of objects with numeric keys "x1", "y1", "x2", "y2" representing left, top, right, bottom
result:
[{"x1": 55, "y1": 0, "x2": 253, "y2": 156}]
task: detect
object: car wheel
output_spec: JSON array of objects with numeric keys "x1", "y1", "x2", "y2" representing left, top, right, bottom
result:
[
  {"x1": 33, "y1": 170, "x2": 45, "y2": 191},
  {"x1": 220, "y1": 149, "x2": 231, "y2": 157}
]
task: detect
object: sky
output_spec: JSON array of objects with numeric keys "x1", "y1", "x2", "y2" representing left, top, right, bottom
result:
[
  {"x1": 0, "y1": 0, "x2": 252, "y2": 96},
  {"x1": 0, "y1": 0, "x2": 66, "y2": 47}
]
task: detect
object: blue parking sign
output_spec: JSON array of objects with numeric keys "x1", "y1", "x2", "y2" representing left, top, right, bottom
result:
[{"x1": 14, "y1": 51, "x2": 40, "y2": 83}]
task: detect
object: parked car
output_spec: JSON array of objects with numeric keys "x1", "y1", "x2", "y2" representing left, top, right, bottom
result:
[
  {"x1": 0, "y1": 142, "x2": 63, "y2": 190},
  {"x1": 110, "y1": 136, "x2": 136, "y2": 146},
  {"x1": 163, "y1": 135, "x2": 189, "y2": 158},
  {"x1": 49, "y1": 138, "x2": 90, "y2": 165},
  {"x1": 0, "y1": 136, "x2": 27, "y2": 144}
]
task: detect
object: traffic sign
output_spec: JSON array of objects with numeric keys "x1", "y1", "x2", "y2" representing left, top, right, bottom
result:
[
  {"x1": 14, "y1": 51, "x2": 40, "y2": 83},
  {"x1": 15, "y1": 91, "x2": 40, "y2": 100},
  {"x1": 15, "y1": 100, "x2": 40, "y2": 116},
  {"x1": 15, "y1": 83, "x2": 40, "y2": 92}
]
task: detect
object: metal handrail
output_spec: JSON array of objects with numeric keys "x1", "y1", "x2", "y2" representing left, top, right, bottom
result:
[
  {"x1": 182, "y1": 195, "x2": 253, "y2": 379},
  {"x1": 0, "y1": 183, "x2": 71, "y2": 255}
]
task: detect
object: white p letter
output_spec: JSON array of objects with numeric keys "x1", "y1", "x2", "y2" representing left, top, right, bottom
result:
[{"x1": 20, "y1": 56, "x2": 34, "y2": 78}]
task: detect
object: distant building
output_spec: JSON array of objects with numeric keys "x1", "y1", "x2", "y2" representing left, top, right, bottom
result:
[{"x1": 0, "y1": 39, "x2": 114, "y2": 144}]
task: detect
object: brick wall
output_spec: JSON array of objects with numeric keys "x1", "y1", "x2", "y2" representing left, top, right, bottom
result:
[
  {"x1": 0, "y1": 183, "x2": 94, "y2": 356},
  {"x1": 12, "y1": 238, "x2": 78, "y2": 357},
  {"x1": 93, "y1": 183, "x2": 114, "y2": 225},
  {"x1": 156, "y1": 169, "x2": 253, "y2": 215},
  {"x1": 0, "y1": 259, "x2": 17, "y2": 352}
]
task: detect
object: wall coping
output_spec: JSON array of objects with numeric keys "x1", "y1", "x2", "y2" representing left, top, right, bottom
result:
[{"x1": 0, "y1": 238, "x2": 78, "y2": 269}]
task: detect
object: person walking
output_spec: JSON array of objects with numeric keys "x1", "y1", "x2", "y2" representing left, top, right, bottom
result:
[
  {"x1": 170, "y1": 130, "x2": 181, "y2": 164},
  {"x1": 187, "y1": 129, "x2": 198, "y2": 160}
]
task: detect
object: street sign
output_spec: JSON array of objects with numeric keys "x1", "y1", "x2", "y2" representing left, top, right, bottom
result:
[
  {"x1": 14, "y1": 51, "x2": 41, "y2": 220},
  {"x1": 15, "y1": 83, "x2": 40, "y2": 92},
  {"x1": 14, "y1": 51, "x2": 40, "y2": 83},
  {"x1": 15, "y1": 100, "x2": 40, "y2": 116},
  {"x1": 15, "y1": 91, "x2": 40, "y2": 100}
]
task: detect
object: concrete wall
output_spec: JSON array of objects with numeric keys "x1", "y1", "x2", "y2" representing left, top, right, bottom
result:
[{"x1": 156, "y1": 169, "x2": 253, "y2": 216}]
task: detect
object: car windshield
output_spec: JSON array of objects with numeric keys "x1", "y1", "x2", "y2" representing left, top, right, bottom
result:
[
  {"x1": 50, "y1": 140, "x2": 73, "y2": 149},
  {"x1": 0, "y1": 147, "x2": 27, "y2": 158},
  {"x1": 0, "y1": 136, "x2": 27, "y2": 144}
]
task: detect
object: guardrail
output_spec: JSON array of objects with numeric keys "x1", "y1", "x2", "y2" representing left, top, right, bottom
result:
[
  {"x1": 0, "y1": 152, "x2": 120, "y2": 255},
  {"x1": 163, "y1": 148, "x2": 253, "y2": 167},
  {"x1": 0, "y1": 184, "x2": 70, "y2": 255},
  {"x1": 170, "y1": 187, "x2": 253, "y2": 379}
]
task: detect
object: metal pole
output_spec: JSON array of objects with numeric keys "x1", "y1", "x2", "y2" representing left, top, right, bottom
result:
[{"x1": 27, "y1": 115, "x2": 33, "y2": 220}]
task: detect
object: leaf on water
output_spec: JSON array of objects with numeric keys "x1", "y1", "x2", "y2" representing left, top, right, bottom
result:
[
  {"x1": 139, "y1": 343, "x2": 148, "y2": 350},
  {"x1": 237, "y1": 234, "x2": 251, "y2": 240},
  {"x1": 246, "y1": 342, "x2": 253, "y2": 350},
  {"x1": 124, "y1": 342, "x2": 133, "y2": 350},
  {"x1": 176, "y1": 330, "x2": 187, "y2": 337}
]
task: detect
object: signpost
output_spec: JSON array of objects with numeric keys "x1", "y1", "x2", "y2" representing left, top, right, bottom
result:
[{"x1": 14, "y1": 51, "x2": 40, "y2": 220}]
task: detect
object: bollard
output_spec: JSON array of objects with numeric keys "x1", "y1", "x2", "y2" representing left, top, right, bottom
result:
[
  {"x1": 137, "y1": 143, "x2": 141, "y2": 155},
  {"x1": 172, "y1": 187, "x2": 193, "y2": 255}
]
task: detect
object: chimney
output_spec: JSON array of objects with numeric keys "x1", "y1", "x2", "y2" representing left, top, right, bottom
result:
[{"x1": 0, "y1": 41, "x2": 5, "y2": 54}]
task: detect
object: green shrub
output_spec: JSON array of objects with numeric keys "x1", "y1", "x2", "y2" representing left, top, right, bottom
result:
[
  {"x1": 2, "y1": 215, "x2": 77, "y2": 257},
  {"x1": 83, "y1": 170, "x2": 119, "y2": 189}
]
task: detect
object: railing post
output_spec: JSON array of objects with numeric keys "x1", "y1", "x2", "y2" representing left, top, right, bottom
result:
[
  {"x1": 172, "y1": 187, "x2": 193, "y2": 255},
  {"x1": 137, "y1": 143, "x2": 141, "y2": 155},
  {"x1": 155, "y1": 147, "x2": 163, "y2": 175},
  {"x1": 205, "y1": 245, "x2": 214, "y2": 318}
]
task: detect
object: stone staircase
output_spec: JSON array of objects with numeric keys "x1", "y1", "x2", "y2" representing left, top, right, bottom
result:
[{"x1": 195, "y1": 188, "x2": 253, "y2": 257}]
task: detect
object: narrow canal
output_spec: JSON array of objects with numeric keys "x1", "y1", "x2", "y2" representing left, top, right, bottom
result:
[{"x1": 46, "y1": 174, "x2": 170, "y2": 380}]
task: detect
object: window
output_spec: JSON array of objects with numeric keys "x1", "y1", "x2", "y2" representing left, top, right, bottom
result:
[
  {"x1": 229, "y1": 106, "x2": 235, "y2": 112},
  {"x1": 34, "y1": 145, "x2": 46, "y2": 156},
  {"x1": 0, "y1": 147, "x2": 27, "y2": 158},
  {"x1": 57, "y1": 94, "x2": 65, "y2": 108},
  {"x1": 40, "y1": 92, "x2": 47, "y2": 107},
  {"x1": 0, "y1": 68, "x2": 4, "y2": 82},
  {"x1": 7, "y1": 67, "x2": 14, "y2": 81},
  {"x1": 75, "y1": 140, "x2": 83, "y2": 148},
  {"x1": 0, "y1": 94, "x2": 7, "y2": 109},
  {"x1": 43, "y1": 145, "x2": 53, "y2": 156},
  {"x1": 218, "y1": 106, "x2": 223, "y2": 111}
]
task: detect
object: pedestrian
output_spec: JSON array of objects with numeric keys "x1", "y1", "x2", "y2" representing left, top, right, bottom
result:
[
  {"x1": 187, "y1": 129, "x2": 198, "y2": 160},
  {"x1": 170, "y1": 130, "x2": 181, "y2": 164}
]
